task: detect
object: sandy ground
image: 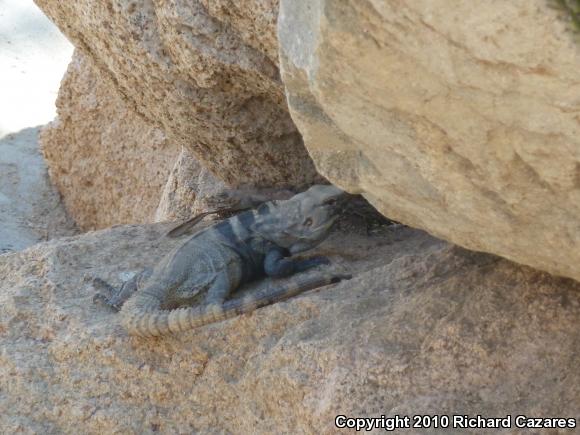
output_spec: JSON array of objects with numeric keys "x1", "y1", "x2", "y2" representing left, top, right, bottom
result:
[
  {"x1": 0, "y1": 0, "x2": 76, "y2": 253},
  {"x1": 0, "y1": 127, "x2": 76, "y2": 253}
]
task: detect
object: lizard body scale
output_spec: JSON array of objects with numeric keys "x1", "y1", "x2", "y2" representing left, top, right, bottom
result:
[{"x1": 95, "y1": 185, "x2": 350, "y2": 337}]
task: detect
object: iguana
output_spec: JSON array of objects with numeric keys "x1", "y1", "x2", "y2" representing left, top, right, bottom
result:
[{"x1": 94, "y1": 184, "x2": 351, "y2": 337}]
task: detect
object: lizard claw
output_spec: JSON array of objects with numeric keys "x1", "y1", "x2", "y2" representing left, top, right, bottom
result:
[{"x1": 93, "y1": 293, "x2": 120, "y2": 311}]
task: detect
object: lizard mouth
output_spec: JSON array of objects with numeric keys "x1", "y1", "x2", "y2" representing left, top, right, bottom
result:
[{"x1": 287, "y1": 217, "x2": 338, "y2": 254}]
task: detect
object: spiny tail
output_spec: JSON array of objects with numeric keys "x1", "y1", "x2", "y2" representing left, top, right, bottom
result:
[{"x1": 120, "y1": 273, "x2": 351, "y2": 337}]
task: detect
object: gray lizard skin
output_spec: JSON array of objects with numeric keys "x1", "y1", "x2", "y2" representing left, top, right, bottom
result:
[{"x1": 94, "y1": 185, "x2": 351, "y2": 337}]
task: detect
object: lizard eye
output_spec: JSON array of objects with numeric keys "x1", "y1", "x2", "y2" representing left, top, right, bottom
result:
[
  {"x1": 303, "y1": 217, "x2": 313, "y2": 227},
  {"x1": 323, "y1": 198, "x2": 337, "y2": 206}
]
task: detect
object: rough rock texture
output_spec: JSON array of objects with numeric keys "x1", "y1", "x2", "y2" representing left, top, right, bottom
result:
[
  {"x1": 154, "y1": 147, "x2": 209, "y2": 223},
  {"x1": 154, "y1": 146, "x2": 296, "y2": 225},
  {"x1": 35, "y1": 0, "x2": 320, "y2": 188},
  {"x1": 1, "y1": 220, "x2": 580, "y2": 433},
  {"x1": 278, "y1": 0, "x2": 580, "y2": 282},
  {"x1": 40, "y1": 50, "x2": 179, "y2": 231}
]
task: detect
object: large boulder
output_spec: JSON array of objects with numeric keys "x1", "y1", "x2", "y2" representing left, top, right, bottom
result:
[
  {"x1": 278, "y1": 0, "x2": 580, "y2": 282},
  {"x1": 1, "y1": 221, "x2": 580, "y2": 433},
  {"x1": 40, "y1": 50, "x2": 293, "y2": 230},
  {"x1": 40, "y1": 50, "x2": 179, "y2": 230},
  {"x1": 35, "y1": 0, "x2": 319, "y2": 188}
]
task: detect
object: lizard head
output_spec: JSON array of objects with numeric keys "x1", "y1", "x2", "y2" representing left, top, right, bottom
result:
[{"x1": 253, "y1": 184, "x2": 348, "y2": 254}]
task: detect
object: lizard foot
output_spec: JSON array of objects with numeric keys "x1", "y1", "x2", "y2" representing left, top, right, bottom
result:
[
  {"x1": 93, "y1": 292, "x2": 121, "y2": 311},
  {"x1": 330, "y1": 273, "x2": 352, "y2": 283},
  {"x1": 91, "y1": 277, "x2": 123, "y2": 311},
  {"x1": 93, "y1": 269, "x2": 151, "y2": 311},
  {"x1": 294, "y1": 256, "x2": 331, "y2": 273}
]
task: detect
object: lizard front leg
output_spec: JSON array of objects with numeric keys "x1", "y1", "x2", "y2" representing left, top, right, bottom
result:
[{"x1": 263, "y1": 248, "x2": 330, "y2": 278}]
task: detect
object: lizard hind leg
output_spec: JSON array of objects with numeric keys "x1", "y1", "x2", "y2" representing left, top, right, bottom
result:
[
  {"x1": 160, "y1": 289, "x2": 206, "y2": 310},
  {"x1": 203, "y1": 273, "x2": 234, "y2": 308},
  {"x1": 92, "y1": 278, "x2": 121, "y2": 310},
  {"x1": 92, "y1": 268, "x2": 152, "y2": 311},
  {"x1": 160, "y1": 273, "x2": 218, "y2": 310}
]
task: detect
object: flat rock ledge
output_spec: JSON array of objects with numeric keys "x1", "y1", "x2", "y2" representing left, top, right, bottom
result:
[{"x1": 1, "y1": 222, "x2": 579, "y2": 433}]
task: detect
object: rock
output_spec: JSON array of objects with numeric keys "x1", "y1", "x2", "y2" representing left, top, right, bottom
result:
[
  {"x1": 1, "y1": 220, "x2": 580, "y2": 433},
  {"x1": 40, "y1": 50, "x2": 179, "y2": 230},
  {"x1": 34, "y1": 0, "x2": 320, "y2": 188},
  {"x1": 154, "y1": 146, "x2": 296, "y2": 226},
  {"x1": 278, "y1": 0, "x2": 580, "y2": 282},
  {"x1": 154, "y1": 147, "x2": 209, "y2": 223}
]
